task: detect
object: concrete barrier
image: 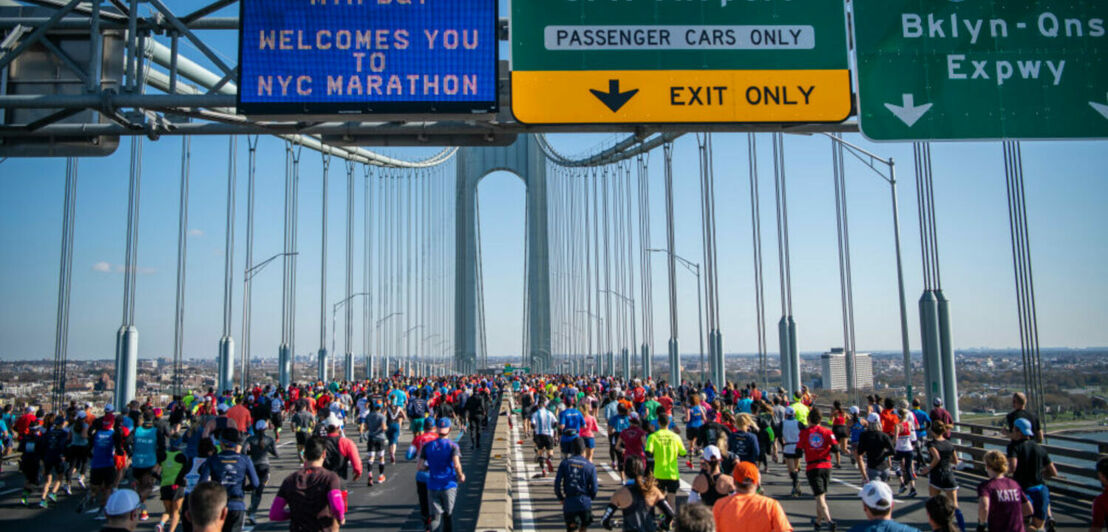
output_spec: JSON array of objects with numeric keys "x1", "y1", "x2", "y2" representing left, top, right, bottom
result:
[{"x1": 475, "y1": 395, "x2": 514, "y2": 532}]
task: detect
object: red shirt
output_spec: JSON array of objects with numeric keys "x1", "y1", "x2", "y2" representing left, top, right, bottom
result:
[
  {"x1": 880, "y1": 410, "x2": 900, "y2": 436},
  {"x1": 620, "y1": 426, "x2": 647, "y2": 459},
  {"x1": 1093, "y1": 490, "x2": 1108, "y2": 531},
  {"x1": 14, "y1": 413, "x2": 36, "y2": 436},
  {"x1": 657, "y1": 396, "x2": 674, "y2": 415},
  {"x1": 797, "y1": 425, "x2": 837, "y2": 471}
]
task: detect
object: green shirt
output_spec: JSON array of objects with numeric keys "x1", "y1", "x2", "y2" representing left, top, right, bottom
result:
[
  {"x1": 791, "y1": 402, "x2": 810, "y2": 426},
  {"x1": 643, "y1": 400, "x2": 661, "y2": 421},
  {"x1": 644, "y1": 428, "x2": 687, "y2": 480}
]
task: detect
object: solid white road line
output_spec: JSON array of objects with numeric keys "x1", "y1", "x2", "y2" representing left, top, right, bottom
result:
[{"x1": 511, "y1": 414, "x2": 537, "y2": 532}]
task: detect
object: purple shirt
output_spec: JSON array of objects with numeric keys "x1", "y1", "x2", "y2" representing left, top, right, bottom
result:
[{"x1": 977, "y1": 477, "x2": 1026, "y2": 532}]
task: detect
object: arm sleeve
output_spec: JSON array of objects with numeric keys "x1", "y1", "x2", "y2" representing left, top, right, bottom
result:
[
  {"x1": 245, "y1": 458, "x2": 260, "y2": 488},
  {"x1": 553, "y1": 462, "x2": 565, "y2": 500},
  {"x1": 328, "y1": 489, "x2": 346, "y2": 522},
  {"x1": 268, "y1": 496, "x2": 291, "y2": 522},
  {"x1": 342, "y1": 438, "x2": 363, "y2": 475}
]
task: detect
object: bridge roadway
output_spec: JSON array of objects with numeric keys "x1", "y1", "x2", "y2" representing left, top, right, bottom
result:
[
  {"x1": 508, "y1": 408, "x2": 1093, "y2": 532},
  {"x1": 0, "y1": 409, "x2": 500, "y2": 532}
]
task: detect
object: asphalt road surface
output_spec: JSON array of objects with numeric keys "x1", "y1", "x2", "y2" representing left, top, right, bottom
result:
[{"x1": 0, "y1": 407, "x2": 498, "y2": 532}]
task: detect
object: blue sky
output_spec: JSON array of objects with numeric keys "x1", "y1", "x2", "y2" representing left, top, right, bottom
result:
[{"x1": 1, "y1": 1, "x2": 1106, "y2": 362}]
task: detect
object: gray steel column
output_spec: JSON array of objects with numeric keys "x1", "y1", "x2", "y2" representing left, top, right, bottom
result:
[
  {"x1": 318, "y1": 155, "x2": 330, "y2": 381},
  {"x1": 914, "y1": 143, "x2": 945, "y2": 409},
  {"x1": 221, "y1": 137, "x2": 237, "y2": 391},
  {"x1": 115, "y1": 137, "x2": 141, "y2": 408},
  {"x1": 663, "y1": 143, "x2": 680, "y2": 386},
  {"x1": 773, "y1": 133, "x2": 799, "y2": 395}
]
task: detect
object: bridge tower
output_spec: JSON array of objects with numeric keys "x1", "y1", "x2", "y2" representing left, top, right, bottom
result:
[{"x1": 455, "y1": 135, "x2": 551, "y2": 374}]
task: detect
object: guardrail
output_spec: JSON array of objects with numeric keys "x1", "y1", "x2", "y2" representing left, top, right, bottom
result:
[
  {"x1": 951, "y1": 421, "x2": 1103, "y2": 500},
  {"x1": 811, "y1": 403, "x2": 1104, "y2": 500}
]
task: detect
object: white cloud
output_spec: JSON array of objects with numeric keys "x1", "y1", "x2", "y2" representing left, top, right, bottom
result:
[
  {"x1": 92, "y1": 261, "x2": 156, "y2": 275},
  {"x1": 188, "y1": 229, "x2": 204, "y2": 238}
]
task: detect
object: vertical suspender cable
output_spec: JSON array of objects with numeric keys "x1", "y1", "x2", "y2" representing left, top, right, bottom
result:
[
  {"x1": 172, "y1": 136, "x2": 190, "y2": 396},
  {"x1": 318, "y1": 154, "x2": 330, "y2": 381},
  {"x1": 747, "y1": 135, "x2": 768, "y2": 388},
  {"x1": 52, "y1": 158, "x2": 78, "y2": 409}
]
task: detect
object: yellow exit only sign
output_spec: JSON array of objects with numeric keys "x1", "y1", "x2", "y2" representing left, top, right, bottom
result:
[{"x1": 512, "y1": 69, "x2": 851, "y2": 124}]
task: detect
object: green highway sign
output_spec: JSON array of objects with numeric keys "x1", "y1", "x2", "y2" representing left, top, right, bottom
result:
[
  {"x1": 853, "y1": 0, "x2": 1108, "y2": 141},
  {"x1": 511, "y1": 0, "x2": 852, "y2": 124}
]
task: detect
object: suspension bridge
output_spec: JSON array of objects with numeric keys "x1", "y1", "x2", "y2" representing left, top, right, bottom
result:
[{"x1": 0, "y1": 0, "x2": 1105, "y2": 531}]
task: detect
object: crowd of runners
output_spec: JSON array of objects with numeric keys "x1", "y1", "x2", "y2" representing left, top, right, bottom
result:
[
  {"x1": 0, "y1": 376, "x2": 497, "y2": 532},
  {"x1": 512, "y1": 376, "x2": 1096, "y2": 532},
  {"x1": 0, "y1": 373, "x2": 1103, "y2": 532}
]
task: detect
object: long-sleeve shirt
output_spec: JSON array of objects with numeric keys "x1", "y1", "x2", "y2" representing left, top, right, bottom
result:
[
  {"x1": 199, "y1": 451, "x2": 260, "y2": 511},
  {"x1": 555, "y1": 455, "x2": 598, "y2": 513}
]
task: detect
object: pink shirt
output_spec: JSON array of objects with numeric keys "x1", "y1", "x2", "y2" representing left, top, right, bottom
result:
[{"x1": 580, "y1": 416, "x2": 599, "y2": 439}]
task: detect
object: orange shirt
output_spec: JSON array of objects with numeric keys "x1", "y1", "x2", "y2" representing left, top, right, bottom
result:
[
  {"x1": 880, "y1": 410, "x2": 900, "y2": 436},
  {"x1": 713, "y1": 492, "x2": 792, "y2": 532}
]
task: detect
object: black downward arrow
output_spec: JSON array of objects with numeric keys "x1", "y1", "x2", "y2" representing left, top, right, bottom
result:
[{"x1": 590, "y1": 80, "x2": 638, "y2": 113}]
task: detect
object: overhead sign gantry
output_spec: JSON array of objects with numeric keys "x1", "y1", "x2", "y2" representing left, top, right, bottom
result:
[
  {"x1": 237, "y1": 0, "x2": 498, "y2": 116},
  {"x1": 853, "y1": 0, "x2": 1108, "y2": 141},
  {"x1": 510, "y1": 0, "x2": 852, "y2": 125}
]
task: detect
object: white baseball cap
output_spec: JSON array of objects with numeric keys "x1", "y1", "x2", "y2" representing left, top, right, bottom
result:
[
  {"x1": 849, "y1": 406, "x2": 860, "y2": 415},
  {"x1": 255, "y1": 420, "x2": 268, "y2": 431},
  {"x1": 702, "y1": 445, "x2": 722, "y2": 462},
  {"x1": 217, "y1": 402, "x2": 230, "y2": 413},
  {"x1": 785, "y1": 406, "x2": 795, "y2": 417},
  {"x1": 867, "y1": 412, "x2": 881, "y2": 425},
  {"x1": 105, "y1": 488, "x2": 141, "y2": 516},
  {"x1": 860, "y1": 480, "x2": 894, "y2": 510}
]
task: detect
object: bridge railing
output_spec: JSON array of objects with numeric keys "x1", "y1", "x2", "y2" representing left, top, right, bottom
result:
[{"x1": 950, "y1": 421, "x2": 1105, "y2": 500}]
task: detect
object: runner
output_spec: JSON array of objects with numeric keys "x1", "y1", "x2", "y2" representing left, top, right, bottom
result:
[
  {"x1": 712, "y1": 461, "x2": 792, "y2": 532},
  {"x1": 797, "y1": 408, "x2": 837, "y2": 532},
  {"x1": 386, "y1": 399, "x2": 407, "y2": 464},
  {"x1": 268, "y1": 437, "x2": 346, "y2": 532},
  {"x1": 579, "y1": 402, "x2": 600, "y2": 464},
  {"x1": 856, "y1": 412, "x2": 895, "y2": 484},
  {"x1": 690, "y1": 445, "x2": 730, "y2": 508},
  {"x1": 532, "y1": 396, "x2": 558, "y2": 477},
  {"x1": 976, "y1": 450, "x2": 1031, "y2": 532},
  {"x1": 40, "y1": 415, "x2": 69, "y2": 507},
  {"x1": 243, "y1": 420, "x2": 278, "y2": 524},
  {"x1": 132, "y1": 410, "x2": 165, "y2": 520},
  {"x1": 831, "y1": 401, "x2": 849, "y2": 469},
  {"x1": 781, "y1": 406, "x2": 804, "y2": 497},
  {"x1": 644, "y1": 412, "x2": 687, "y2": 512},
  {"x1": 419, "y1": 418, "x2": 466, "y2": 532},
  {"x1": 18, "y1": 417, "x2": 44, "y2": 507},
  {"x1": 156, "y1": 429, "x2": 189, "y2": 532},
  {"x1": 364, "y1": 401, "x2": 389, "y2": 486},
  {"x1": 599, "y1": 456, "x2": 676, "y2": 532},
  {"x1": 893, "y1": 402, "x2": 919, "y2": 498},
  {"x1": 554, "y1": 437, "x2": 598, "y2": 532},
  {"x1": 921, "y1": 420, "x2": 965, "y2": 532},
  {"x1": 199, "y1": 430, "x2": 259, "y2": 532},
  {"x1": 1006, "y1": 418, "x2": 1056, "y2": 532}
]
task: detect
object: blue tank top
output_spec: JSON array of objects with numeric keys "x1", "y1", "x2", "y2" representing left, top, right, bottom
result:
[
  {"x1": 687, "y1": 406, "x2": 705, "y2": 429},
  {"x1": 91, "y1": 429, "x2": 116, "y2": 469},
  {"x1": 132, "y1": 426, "x2": 158, "y2": 468}
]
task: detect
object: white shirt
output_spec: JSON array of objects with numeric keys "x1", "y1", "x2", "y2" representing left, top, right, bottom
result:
[{"x1": 531, "y1": 408, "x2": 557, "y2": 437}]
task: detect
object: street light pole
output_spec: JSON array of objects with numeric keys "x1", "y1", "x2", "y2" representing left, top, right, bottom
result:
[
  {"x1": 242, "y1": 251, "x2": 298, "y2": 388},
  {"x1": 648, "y1": 248, "x2": 705, "y2": 384},
  {"x1": 822, "y1": 133, "x2": 913, "y2": 401}
]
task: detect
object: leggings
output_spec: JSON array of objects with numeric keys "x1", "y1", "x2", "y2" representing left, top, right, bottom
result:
[{"x1": 248, "y1": 465, "x2": 270, "y2": 515}]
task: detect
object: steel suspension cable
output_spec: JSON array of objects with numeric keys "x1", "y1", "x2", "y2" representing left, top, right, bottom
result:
[
  {"x1": 747, "y1": 134, "x2": 768, "y2": 388},
  {"x1": 172, "y1": 136, "x2": 190, "y2": 396}
]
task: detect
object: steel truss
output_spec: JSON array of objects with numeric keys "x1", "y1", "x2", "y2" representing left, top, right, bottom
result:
[{"x1": 0, "y1": 0, "x2": 858, "y2": 166}]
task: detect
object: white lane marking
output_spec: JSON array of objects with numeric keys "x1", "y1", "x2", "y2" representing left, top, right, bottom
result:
[
  {"x1": 510, "y1": 414, "x2": 537, "y2": 532},
  {"x1": 600, "y1": 462, "x2": 622, "y2": 483}
]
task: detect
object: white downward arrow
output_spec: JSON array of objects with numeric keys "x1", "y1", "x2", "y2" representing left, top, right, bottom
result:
[
  {"x1": 884, "y1": 94, "x2": 933, "y2": 128},
  {"x1": 1090, "y1": 93, "x2": 1108, "y2": 120}
]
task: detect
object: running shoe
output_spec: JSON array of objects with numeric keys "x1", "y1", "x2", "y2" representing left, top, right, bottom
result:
[
  {"x1": 246, "y1": 514, "x2": 256, "y2": 525},
  {"x1": 78, "y1": 478, "x2": 87, "y2": 489},
  {"x1": 155, "y1": 523, "x2": 165, "y2": 532},
  {"x1": 64, "y1": 485, "x2": 72, "y2": 496},
  {"x1": 20, "y1": 496, "x2": 26, "y2": 506},
  {"x1": 686, "y1": 460, "x2": 693, "y2": 469},
  {"x1": 39, "y1": 499, "x2": 48, "y2": 509},
  {"x1": 377, "y1": 474, "x2": 386, "y2": 483},
  {"x1": 828, "y1": 521, "x2": 838, "y2": 532},
  {"x1": 811, "y1": 518, "x2": 822, "y2": 532},
  {"x1": 898, "y1": 485, "x2": 907, "y2": 495},
  {"x1": 140, "y1": 510, "x2": 149, "y2": 521},
  {"x1": 48, "y1": 493, "x2": 57, "y2": 502},
  {"x1": 908, "y1": 488, "x2": 918, "y2": 498}
]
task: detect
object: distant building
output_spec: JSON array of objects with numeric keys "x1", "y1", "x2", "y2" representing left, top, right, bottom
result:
[{"x1": 820, "y1": 348, "x2": 873, "y2": 391}]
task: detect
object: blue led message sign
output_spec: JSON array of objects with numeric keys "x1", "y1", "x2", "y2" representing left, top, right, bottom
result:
[{"x1": 237, "y1": 0, "x2": 498, "y2": 115}]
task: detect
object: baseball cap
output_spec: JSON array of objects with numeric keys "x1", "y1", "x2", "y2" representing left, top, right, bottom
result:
[
  {"x1": 933, "y1": 397, "x2": 943, "y2": 407},
  {"x1": 860, "y1": 480, "x2": 894, "y2": 510},
  {"x1": 255, "y1": 420, "x2": 268, "y2": 431},
  {"x1": 220, "y1": 429, "x2": 241, "y2": 445},
  {"x1": 733, "y1": 461, "x2": 761, "y2": 486},
  {"x1": 849, "y1": 406, "x2": 860, "y2": 415},
  {"x1": 867, "y1": 412, "x2": 881, "y2": 425},
  {"x1": 437, "y1": 417, "x2": 452, "y2": 433},
  {"x1": 104, "y1": 404, "x2": 114, "y2": 413},
  {"x1": 702, "y1": 445, "x2": 722, "y2": 462},
  {"x1": 24, "y1": 406, "x2": 34, "y2": 413},
  {"x1": 76, "y1": 410, "x2": 87, "y2": 419},
  {"x1": 217, "y1": 402, "x2": 230, "y2": 413},
  {"x1": 785, "y1": 406, "x2": 795, "y2": 417},
  {"x1": 105, "y1": 488, "x2": 141, "y2": 516},
  {"x1": 1014, "y1": 418, "x2": 1034, "y2": 437},
  {"x1": 324, "y1": 416, "x2": 342, "y2": 428}
]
